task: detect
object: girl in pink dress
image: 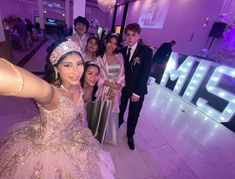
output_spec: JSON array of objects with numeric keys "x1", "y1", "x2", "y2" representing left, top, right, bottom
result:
[
  {"x1": 0, "y1": 40, "x2": 115, "y2": 179},
  {"x1": 96, "y1": 34, "x2": 125, "y2": 145}
]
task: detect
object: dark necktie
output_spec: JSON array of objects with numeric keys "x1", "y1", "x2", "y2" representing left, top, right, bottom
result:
[{"x1": 126, "y1": 48, "x2": 131, "y2": 61}]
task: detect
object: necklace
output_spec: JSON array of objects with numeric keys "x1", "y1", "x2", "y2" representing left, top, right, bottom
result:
[{"x1": 61, "y1": 84, "x2": 72, "y2": 94}]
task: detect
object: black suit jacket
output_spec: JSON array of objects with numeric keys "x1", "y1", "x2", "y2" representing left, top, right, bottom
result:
[{"x1": 121, "y1": 43, "x2": 153, "y2": 96}]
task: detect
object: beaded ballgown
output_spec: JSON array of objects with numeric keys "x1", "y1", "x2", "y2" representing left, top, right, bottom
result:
[{"x1": 0, "y1": 87, "x2": 115, "y2": 179}]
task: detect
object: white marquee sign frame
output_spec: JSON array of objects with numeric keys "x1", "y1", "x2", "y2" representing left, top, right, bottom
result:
[{"x1": 160, "y1": 52, "x2": 235, "y2": 123}]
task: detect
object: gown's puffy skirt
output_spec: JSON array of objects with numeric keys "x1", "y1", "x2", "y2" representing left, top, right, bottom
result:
[{"x1": 0, "y1": 116, "x2": 115, "y2": 179}]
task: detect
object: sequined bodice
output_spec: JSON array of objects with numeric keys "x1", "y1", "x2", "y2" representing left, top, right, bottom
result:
[
  {"x1": 0, "y1": 88, "x2": 115, "y2": 179},
  {"x1": 37, "y1": 91, "x2": 84, "y2": 144}
]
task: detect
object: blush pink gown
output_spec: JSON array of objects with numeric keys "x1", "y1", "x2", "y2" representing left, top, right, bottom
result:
[{"x1": 0, "y1": 87, "x2": 115, "y2": 179}]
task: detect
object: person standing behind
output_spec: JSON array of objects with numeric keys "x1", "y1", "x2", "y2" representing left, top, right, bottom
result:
[
  {"x1": 83, "y1": 36, "x2": 100, "y2": 64},
  {"x1": 152, "y1": 40, "x2": 176, "y2": 83},
  {"x1": 81, "y1": 63, "x2": 100, "y2": 104},
  {"x1": 80, "y1": 37, "x2": 100, "y2": 133},
  {"x1": 67, "y1": 16, "x2": 90, "y2": 52},
  {"x1": 96, "y1": 34, "x2": 125, "y2": 145},
  {"x1": 13, "y1": 18, "x2": 29, "y2": 51},
  {"x1": 153, "y1": 40, "x2": 176, "y2": 64},
  {"x1": 119, "y1": 23, "x2": 153, "y2": 150},
  {"x1": 80, "y1": 63, "x2": 102, "y2": 137},
  {"x1": 25, "y1": 18, "x2": 33, "y2": 46}
]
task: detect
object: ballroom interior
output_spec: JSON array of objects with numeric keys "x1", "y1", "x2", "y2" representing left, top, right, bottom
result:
[{"x1": 0, "y1": 0, "x2": 235, "y2": 178}]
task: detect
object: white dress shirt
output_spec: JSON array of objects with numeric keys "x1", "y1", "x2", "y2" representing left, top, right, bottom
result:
[{"x1": 127, "y1": 42, "x2": 138, "y2": 61}]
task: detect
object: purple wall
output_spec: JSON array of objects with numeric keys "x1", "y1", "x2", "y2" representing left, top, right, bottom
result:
[
  {"x1": 111, "y1": 0, "x2": 224, "y2": 56},
  {"x1": 116, "y1": 5, "x2": 124, "y2": 26}
]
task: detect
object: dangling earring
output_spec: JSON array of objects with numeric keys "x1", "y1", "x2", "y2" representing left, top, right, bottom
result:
[
  {"x1": 54, "y1": 71, "x2": 60, "y2": 86},
  {"x1": 55, "y1": 71, "x2": 58, "y2": 80}
]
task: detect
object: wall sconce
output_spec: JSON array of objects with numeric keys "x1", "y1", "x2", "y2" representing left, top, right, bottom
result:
[{"x1": 203, "y1": 16, "x2": 210, "y2": 29}]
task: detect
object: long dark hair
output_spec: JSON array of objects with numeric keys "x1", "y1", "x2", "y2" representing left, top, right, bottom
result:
[
  {"x1": 99, "y1": 33, "x2": 120, "y2": 58},
  {"x1": 85, "y1": 36, "x2": 100, "y2": 57},
  {"x1": 43, "y1": 41, "x2": 84, "y2": 86},
  {"x1": 80, "y1": 63, "x2": 100, "y2": 101}
]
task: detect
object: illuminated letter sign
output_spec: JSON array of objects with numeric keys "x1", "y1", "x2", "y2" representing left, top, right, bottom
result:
[
  {"x1": 160, "y1": 52, "x2": 235, "y2": 123},
  {"x1": 183, "y1": 60, "x2": 211, "y2": 101},
  {"x1": 197, "y1": 66, "x2": 235, "y2": 122},
  {"x1": 160, "y1": 53, "x2": 195, "y2": 95}
]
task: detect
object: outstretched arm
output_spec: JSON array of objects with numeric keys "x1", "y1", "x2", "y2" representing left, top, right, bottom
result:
[{"x1": 0, "y1": 59, "x2": 58, "y2": 109}]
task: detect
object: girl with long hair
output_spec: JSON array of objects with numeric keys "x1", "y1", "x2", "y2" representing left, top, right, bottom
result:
[
  {"x1": 0, "y1": 40, "x2": 115, "y2": 178},
  {"x1": 95, "y1": 34, "x2": 125, "y2": 145}
]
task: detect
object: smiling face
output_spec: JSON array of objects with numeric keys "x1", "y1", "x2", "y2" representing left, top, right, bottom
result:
[
  {"x1": 105, "y1": 37, "x2": 117, "y2": 54},
  {"x1": 86, "y1": 38, "x2": 98, "y2": 54},
  {"x1": 55, "y1": 53, "x2": 84, "y2": 87},
  {"x1": 125, "y1": 30, "x2": 140, "y2": 47},
  {"x1": 75, "y1": 22, "x2": 86, "y2": 36},
  {"x1": 84, "y1": 66, "x2": 100, "y2": 87}
]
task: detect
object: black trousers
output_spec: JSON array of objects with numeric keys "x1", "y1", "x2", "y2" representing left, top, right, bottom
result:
[{"x1": 119, "y1": 92, "x2": 145, "y2": 137}]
